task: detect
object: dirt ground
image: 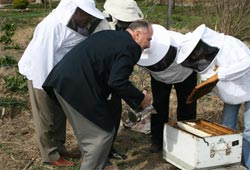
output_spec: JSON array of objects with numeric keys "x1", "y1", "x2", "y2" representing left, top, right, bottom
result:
[{"x1": 0, "y1": 17, "x2": 246, "y2": 170}]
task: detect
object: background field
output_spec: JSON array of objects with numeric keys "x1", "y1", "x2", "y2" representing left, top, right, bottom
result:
[{"x1": 0, "y1": 0, "x2": 248, "y2": 169}]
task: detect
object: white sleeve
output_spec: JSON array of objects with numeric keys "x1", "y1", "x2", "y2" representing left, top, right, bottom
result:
[{"x1": 218, "y1": 38, "x2": 250, "y2": 81}]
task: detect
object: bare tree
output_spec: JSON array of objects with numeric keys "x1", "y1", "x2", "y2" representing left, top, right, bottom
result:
[
  {"x1": 215, "y1": 0, "x2": 250, "y2": 41},
  {"x1": 197, "y1": 0, "x2": 250, "y2": 41}
]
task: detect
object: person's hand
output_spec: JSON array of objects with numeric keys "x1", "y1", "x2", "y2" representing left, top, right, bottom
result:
[{"x1": 140, "y1": 90, "x2": 152, "y2": 109}]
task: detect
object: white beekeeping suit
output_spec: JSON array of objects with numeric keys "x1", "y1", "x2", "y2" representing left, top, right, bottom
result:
[
  {"x1": 177, "y1": 24, "x2": 250, "y2": 170},
  {"x1": 177, "y1": 24, "x2": 250, "y2": 104},
  {"x1": 17, "y1": 0, "x2": 110, "y2": 165},
  {"x1": 18, "y1": 0, "x2": 109, "y2": 89},
  {"x1": 138, "y1": 24, "x2": 193, "y2": 84}
]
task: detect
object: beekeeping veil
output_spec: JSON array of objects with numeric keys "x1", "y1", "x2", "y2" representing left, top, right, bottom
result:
[
  {"x1": 54, "y1": 0, "x2": 104, "y2": 26},
  {"x1": 177, "y1": 24, "x2": 224, "y2": 73},
  {"x1": 137, "y1": 24, "x2": 193, "y2": 83}
]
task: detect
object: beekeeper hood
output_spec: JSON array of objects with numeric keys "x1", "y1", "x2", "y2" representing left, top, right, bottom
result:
[
  {"x1": 177, "y1": 24, "x2": 225, "y2": 73},
  {"x1": 54, "y1": 0, "x2": 104, "y2": 26},
  {"x1": 137, "y1": 24, "x2": 193, "y2": 83},
  {"x1": 104, "y1": 0, "x2": 144, "y2": 22},
  {"x1": 138, "y1": 24, "x2": 171, "y2": 67}
]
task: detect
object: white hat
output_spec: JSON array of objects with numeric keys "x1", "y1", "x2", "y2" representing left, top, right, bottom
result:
[
  {"x1": 104, "y1": 0, "x2": 144, "y2": 22},
  {"x1": 177, "y1": 24, "x2": 224, "y2": 64},
  {"x1": 72, "y1": 0, "x2": 104, "y2": 19},
  {"x1": 176, "y1": 24, "x2": 205, "y2": 64},
  {"x1": 137, "y1": 24, "x2": 171, "y2": 66}
]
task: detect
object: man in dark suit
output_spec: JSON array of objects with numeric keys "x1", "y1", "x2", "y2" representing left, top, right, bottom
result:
[{"x1": 42, "y1": 20, "x2": 153, "y2": 170}]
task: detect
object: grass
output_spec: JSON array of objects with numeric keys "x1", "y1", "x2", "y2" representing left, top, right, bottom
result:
[
  {"x1": 0, "y1": 1, "x2": 205, "y2": 31},
  {"x1": 138, "y1": 1, "x2": 205, "y2": 30},
  {"x1": 0, "y1": 2, "x2": 57, "y2": 28},
  {"x1": 0, "y1": 1, "x2": 247, "y2": 170}
]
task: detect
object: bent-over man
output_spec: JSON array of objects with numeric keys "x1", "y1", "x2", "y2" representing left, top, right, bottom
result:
[{"x1": 42, "y1": 20, "x2": 153, "y2": 170}]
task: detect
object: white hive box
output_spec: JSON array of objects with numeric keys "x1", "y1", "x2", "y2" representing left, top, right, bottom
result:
[{"x1": 163, "y1": 119, "x2": 243, "y2": 170}]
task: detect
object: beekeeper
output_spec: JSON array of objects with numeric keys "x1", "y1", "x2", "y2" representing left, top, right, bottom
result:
[
  {"x1": 18, "y1": 0, "x2": 109, "y2": 166},
  {"x1": 177, "y1": 24, "x2": 250, "y2": 170},
  {"x1": 137, "y1": 24, "x2": 197, "y2": 153},
  {"x1": 103, "y1": 0, "x2": 144, "y2": 30},
  {"x1": 42, "y1": 20, "x2": 153, "y2": 170},
  {"x1": 102, "y1": 0, "x2": 144, "y2": 161}
]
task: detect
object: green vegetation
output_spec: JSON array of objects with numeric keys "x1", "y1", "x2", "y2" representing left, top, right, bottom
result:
[
  {"x1": 3, "y1": 72, "x2": 28, "y2": 93},
  {"x1": 0, "y1": 97, "x2": 27, "y2": 108},
  {"x1": 138, "y1": 1, "x2": 204, "y2": 31},
  {"x1": 0, "y1": 55, "x2": 27, "y2": 110},
  {"x1": 0, "y1": 1, "x2": 248, "y2": 169},
  {"x1": 0, "y1": 23, "x2": 22, "y2": 49},
  {"x1": 13, "y1": 0, "x2": 29, "y2": 9},
  {"x1": 1, "y1": 0, "x2": 249, "y2": 39},
  {"x1": 0, "y1": 23, "x2": 16, "y2": 44},
  {"x1": 0, "y1": 56, "x2": 27, "y2": 93},
  {"x1": 0, "y1": 2, "x2": 58, "y2": 27},
  {"x1": 0, "y1": 1, "x2": 204, "y2": 32},
  {"x1": 0, "y1": 0, "x2": 249, "y2": 113},
  {"x1": 0, "y1": 56, "x2": 17, "y2": 66}
]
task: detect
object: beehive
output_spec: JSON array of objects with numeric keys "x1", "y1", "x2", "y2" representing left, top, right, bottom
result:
[{"x1": 163, "y1": 119, "x2": 243, "y2": 170}]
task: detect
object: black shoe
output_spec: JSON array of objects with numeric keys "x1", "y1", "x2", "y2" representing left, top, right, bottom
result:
[
  {"x1": 108, "y1": 151, "x2": 127, "y2": 160},
  {"x1": 147, "y1": 144, "x2": 162, "y2": 153}
]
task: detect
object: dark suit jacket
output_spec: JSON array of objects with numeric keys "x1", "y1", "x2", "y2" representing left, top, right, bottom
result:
[{"x1": 43, "y1": 30, "x2": 144, "y2": 132}]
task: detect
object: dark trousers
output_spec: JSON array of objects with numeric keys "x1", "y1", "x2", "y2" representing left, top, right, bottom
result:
[
  {"x1": 108, "y1": 93, "x2": 122, "y2": 152},
  {"x1": 150, "y1": 72, "x2": 197, "y2": 145}
]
